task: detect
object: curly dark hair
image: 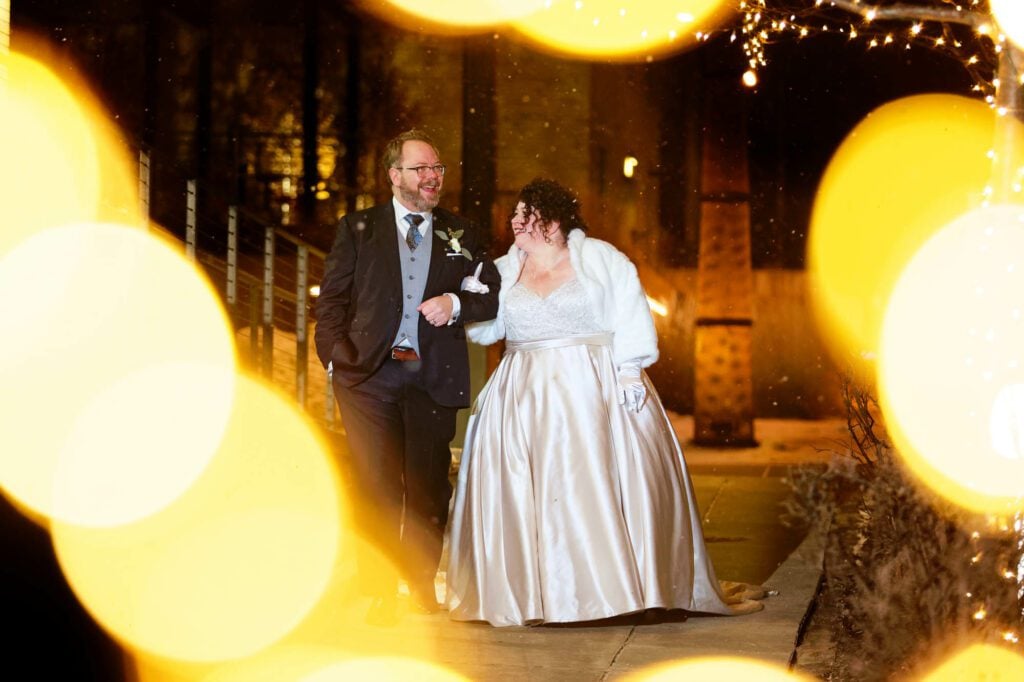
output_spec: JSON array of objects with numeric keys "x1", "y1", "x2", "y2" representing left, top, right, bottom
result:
[{"x1": 514, "y1": 178, "x2": 588, "y2": 242}]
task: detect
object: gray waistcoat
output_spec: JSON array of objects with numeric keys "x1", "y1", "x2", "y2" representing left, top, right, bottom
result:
[{"x1": 391, "y1": 223, "x2": 432, "y2": 353}]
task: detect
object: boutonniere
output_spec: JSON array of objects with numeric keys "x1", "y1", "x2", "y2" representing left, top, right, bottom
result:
[{"x1": 435, "y1": 228, "x2": 472, "y2": 259}]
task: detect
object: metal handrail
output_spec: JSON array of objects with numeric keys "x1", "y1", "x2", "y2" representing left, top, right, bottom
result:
[{"x1": 139, "y1": 152, "x2": 336, "y2": 427}]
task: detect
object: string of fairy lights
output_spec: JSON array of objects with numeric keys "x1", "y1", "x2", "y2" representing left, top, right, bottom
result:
[
  {"x1": 967, "y1": 517, "x2": 1024, "y2": 641},
  {"x1": 1018, "y1": 511, "x2": 1024, "y2": 623},
  {"x1": 729, "y1": 0, "x2": 1024, "y2": 641},
  {"x1": 733, "y1": 1, "x2": 1002, "y2": 97}
]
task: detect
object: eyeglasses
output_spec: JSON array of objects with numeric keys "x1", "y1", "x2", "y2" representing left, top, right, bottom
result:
[{"x1": 394, "y1": 164, "x2": 446, "y2": 177}]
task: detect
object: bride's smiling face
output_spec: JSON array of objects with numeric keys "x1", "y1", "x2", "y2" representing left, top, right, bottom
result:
[
  {"x1": 511, "y1": 202, "x2": 556, "y2": 251},
  {"x1": 510, "y1": 201, "x2": 536, "y2": 235}
]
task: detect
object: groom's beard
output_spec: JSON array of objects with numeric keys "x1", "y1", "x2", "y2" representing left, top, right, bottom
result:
[{"x1": 398, "y1": 177, "x2": 441, "y2": 212}]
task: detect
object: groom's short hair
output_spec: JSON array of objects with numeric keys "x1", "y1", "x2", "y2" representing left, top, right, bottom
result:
[{"x1": 381, "y1": 129, "x2": 439, "y2": 183}]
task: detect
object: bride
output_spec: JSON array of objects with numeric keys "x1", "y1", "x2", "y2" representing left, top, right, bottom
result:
[{"x1": 445, "y1": 178, "x2": 760, "y2": 626}]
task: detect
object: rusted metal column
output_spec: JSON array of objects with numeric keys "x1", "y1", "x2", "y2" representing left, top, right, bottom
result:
[{"x1": 693, "y1": 79, "x2": 756, "y2": 447}]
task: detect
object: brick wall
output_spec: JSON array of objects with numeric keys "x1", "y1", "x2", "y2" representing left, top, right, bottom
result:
[{"x1": 646, "y1": 267, "x2": 843, "y2": 417}]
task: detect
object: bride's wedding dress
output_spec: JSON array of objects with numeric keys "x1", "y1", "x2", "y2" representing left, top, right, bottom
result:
[{"x1": 445, "y1": 278, "x2": 760, "y2": 626}]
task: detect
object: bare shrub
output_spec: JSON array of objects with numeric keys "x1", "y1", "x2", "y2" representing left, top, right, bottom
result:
[{"x1": 787, "y1": 375, "x2": 1022, "y2": 680}]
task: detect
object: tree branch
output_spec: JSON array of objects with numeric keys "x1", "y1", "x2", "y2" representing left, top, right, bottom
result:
[{"x1": 825, "y1": 0, "x2": 986, "y2": 28}]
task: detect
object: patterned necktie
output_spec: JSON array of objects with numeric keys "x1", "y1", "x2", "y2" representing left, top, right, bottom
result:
[{"x1": 405, "y1": 213, "x2": 424, "y2": 250}]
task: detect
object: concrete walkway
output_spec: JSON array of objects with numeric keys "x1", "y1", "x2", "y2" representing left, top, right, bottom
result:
[{"x1": 416, "y1": 418, "x2": 840, "y2": 680}]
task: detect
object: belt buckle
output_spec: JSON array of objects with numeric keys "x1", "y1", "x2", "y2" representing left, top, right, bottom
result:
[{"x1": 390, "y1": 346, "x2": 419, "y2": 362}]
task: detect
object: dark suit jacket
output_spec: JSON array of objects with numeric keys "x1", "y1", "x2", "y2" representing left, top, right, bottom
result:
[{"x1": 314, "y1": 202, "x2": 500, "y2": 408}]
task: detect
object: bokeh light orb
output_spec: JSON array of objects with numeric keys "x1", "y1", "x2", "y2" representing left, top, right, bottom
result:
[
  {"x1": 51, "y1": 362, "x2": 236, "y2": 527},
  {"x1": 808, "y1": 94, "x2": 1024, "y2": 378},
  {"x1": 0, "y1": 52, "x2": 101, "y2": 255},
  {"x1": 11, "y1": 35, "x2": 142, "y2": 227},
  {"x1": 878, "y1": 205, "x2": 1024, "y2": 514},
  {"x1": 134, "y1": 526, "x2": 445, "y2": 679},
  {"x1": 53, "y1": 374, "x2": 344, "y2": 662},
  {"x1": 0, "y1": 223, "x2": 236, "y2": 525},
  {"x1": 625, "y1": 656, "x2": 811, "y2": 680},
  {"x1": 921, "y1": 643, "x2": 1024, "y2": 680},
  {"x1": 194, "y1": 645, "x2": 348, "y2": 682},
  {"x1": 301, "y1": 657, "x2": 469, "y2": 682},
  {"x1": 991, "y1": 0, "x2": 1024, "y2": 51},
  {"x1": 363, "y1": 0, "x2": 546, "y2": 31},
  {"x1": 512, "y1": 0, "x2": 732, "y2": 61}
]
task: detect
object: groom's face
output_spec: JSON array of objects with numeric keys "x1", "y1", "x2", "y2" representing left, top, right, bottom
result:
[{"x1": 391, "y1": 140, "x2": 443, "y2": 212}]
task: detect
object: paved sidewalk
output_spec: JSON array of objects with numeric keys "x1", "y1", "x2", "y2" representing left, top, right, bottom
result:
[
  {"x1": 416, "y1": 418, "x2": 840, "y2": 680},
  {"x1": 5, "y1": 408, "x2": 841, "y2": 681},
  {"x1": 123, "y1": 417, "x2": 840, "y2": 681}
]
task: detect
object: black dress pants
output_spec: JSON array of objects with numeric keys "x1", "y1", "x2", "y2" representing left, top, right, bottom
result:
[{"x1": 333, "y1": 359, "x2": 457, "y2": 595}]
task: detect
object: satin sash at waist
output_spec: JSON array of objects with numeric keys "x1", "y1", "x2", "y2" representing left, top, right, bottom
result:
[{"x1": 504, "y1": 332, "x2": 613, "y2": 354}]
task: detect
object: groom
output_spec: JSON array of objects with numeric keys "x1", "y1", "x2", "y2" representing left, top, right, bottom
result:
[{"x1": 314, "y1": 129, "x2": 499, "y2": 625}]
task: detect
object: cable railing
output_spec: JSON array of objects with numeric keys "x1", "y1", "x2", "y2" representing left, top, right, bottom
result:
[{"x1": 137, "y1": 150, "x2": 337, "y2": 429}]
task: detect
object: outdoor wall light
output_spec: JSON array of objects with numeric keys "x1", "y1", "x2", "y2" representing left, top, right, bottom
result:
[{"x1": 623, "y1": 155, "x2": 638, "y2": 178}]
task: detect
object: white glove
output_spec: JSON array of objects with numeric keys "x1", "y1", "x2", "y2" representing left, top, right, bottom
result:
[
  {"x1": 616, "y1": 361, "x2": 647, "y2": 413},
  {"x1": 460, "y1": 263, "x2": 490, "y2": 294}
]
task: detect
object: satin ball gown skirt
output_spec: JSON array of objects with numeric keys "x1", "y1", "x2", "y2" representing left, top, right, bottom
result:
[{"x1": 445, "y1": 333, "x2": 735, "y2": 626}]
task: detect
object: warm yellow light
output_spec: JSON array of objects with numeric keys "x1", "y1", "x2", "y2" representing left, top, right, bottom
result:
[
  {"x1": 623, "y1": 155, "x2": 639, "y2": 178},
  {"x1": 51, "y1": 362, "x2": 236, "y2": 527},
  {"x1": 878, "y1": 205, "x2": 1024, "y2": 515},
  {"x1": 365, "y1": 0, "x2": 546, "y2": 31},
  {"x1": 310, "y1": 284, "x2": 322, "y2": 297},
  {"x1": 132, "y1": 544, "x2": 447, "y2": 679},
  {"x1": 991, "y1": 0, "x2": 1024, "y2": 49},
  {"x1": 742, "y1": 69, "x2": 758, "y2": 87},
  {"x1": 646, "y1": 295, "x2": 668, "y2": 317},
  {"x1": 2, "y1": 40, "x2": 139, "y2": 239},
  {"x1": 808, "y1": 94, "x2": 1024, "y2": 379},
  {"x1": 0, "y1": 223, "x2": 236, "y2": 525},
  {"x1": 190, "y1": 645, "x2": 343, "y2": 682},
  {"x1": 625, "y1": 656, "x2": 811, "y2": 681},
  {"x1": 512, "y1": 0, "x2": 733, "y2": 61},
  {"x1": 301, "y1": 657, "x2": 469, "y2": 681},
  {"x1": 921, "y1": 643, "x2": 1024, "y2": 680},
  {"x1": 0, "y1": 52, "x2": 99, "y2": 256},
  {"x1": 53, "y1": 374, "x2": 343, "y2": 662}
]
